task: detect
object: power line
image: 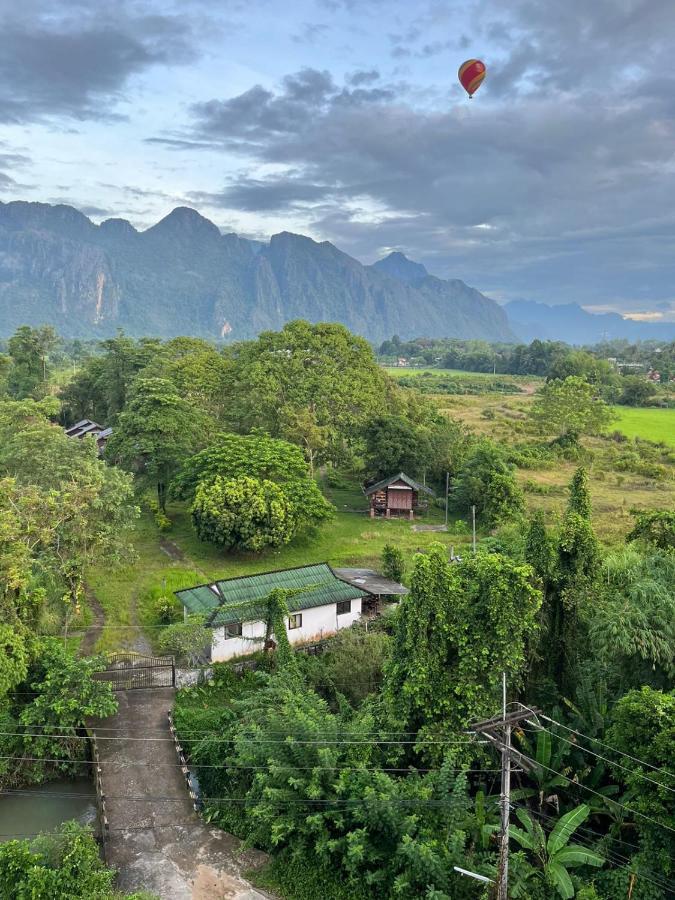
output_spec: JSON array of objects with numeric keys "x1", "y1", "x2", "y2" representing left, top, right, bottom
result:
[
  {"x1": 520, "y1": 721, "x2": 675, "y2": 794},
  {"x1": 0, "y1": 788, "x2": 491, "y2": 808},
  {"x1": 0, "y1": 755, "x2": 502, "y2": 774},
  {"x1": 0, "y1": 730, "x2": 481, "y2": 746},
  {"x1": 512, "y1": 751, "x2": 675, "y2": 836},
  {"x1": 512, "y1": 703, "x2": 675, "y2": 780}
]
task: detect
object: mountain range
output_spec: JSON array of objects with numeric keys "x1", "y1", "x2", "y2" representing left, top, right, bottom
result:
[
  {"x1": 504, "y1": 299, "x2": 675, "y2": 345},
  {"x1": 1, "y1": 201, "x2": 673, "y2": 346},
  {"x1": 0, "y1": 202, "x2": 513, "y2": 343}
]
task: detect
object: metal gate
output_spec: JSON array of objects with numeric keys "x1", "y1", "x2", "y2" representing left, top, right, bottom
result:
[{"x1": 96, "y1": 653, "x2": 175, "y2": 690}]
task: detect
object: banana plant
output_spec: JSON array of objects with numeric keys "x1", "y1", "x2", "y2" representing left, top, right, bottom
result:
[
  {"x1": 513, "y1": 726, "x2": 572, "y2": 813},
  {"x1": 509, "y1": 804, "x2": 604, "y2": 899}
]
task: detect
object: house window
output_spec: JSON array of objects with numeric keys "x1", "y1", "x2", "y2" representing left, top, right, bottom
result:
[
  {"x1": 224, "y1": 623, "x2": 242, "y2": 639},
  {"x1": 288, "y1": 613, "x2": 302, "y2": 630},
  {"x1": 336, "y1": 600, "x2": 351, "y2": 616}
]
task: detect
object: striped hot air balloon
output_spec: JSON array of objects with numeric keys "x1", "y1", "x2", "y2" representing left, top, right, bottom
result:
[{"x1": 458, "y1": 59, "x2": 486, "y2": 98}]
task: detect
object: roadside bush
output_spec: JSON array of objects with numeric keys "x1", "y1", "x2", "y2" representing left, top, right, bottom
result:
[
  {"x1": 381, "y1": 543, "x2": 405, "y2": 582},
  {"x1": 301, "y1": 625, "x2": 390, "y2": 707},
  {"x1": 158, "y1": 622, "x2": 211, "y2": 666}
]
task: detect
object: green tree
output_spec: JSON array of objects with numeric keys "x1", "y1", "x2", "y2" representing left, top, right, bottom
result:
[
  {"x1": 385, "y1": 545, "x2": 541, "y2": 759},
  {"x1": 619, "y1": 375, "x2": 657, "y2": 407},
  {"x1": 18, "y1": 641, "x2": 117, "y2": 770},
  {"x1": 224, "y1": 321, "x2": 393, "y2": 467},
  {"x1": 544, "y1": 469, "x2": 600, "y2": 695},
  {"x1": 530, "y1": 377, "x2": 614, "y2": 441},
  {"x1": 626, "y1": 508, "x2": 675, "y2": 550},
  {"x1": 591, "y1": 549, "x2": 675, "y2": 690},
  {"x1": 191, "y1": 476, "x2": 294, "y2": 551},
  {"x1": 510, "y1": 805, "x2": 604, "y2": 899},
  {"x1": 451, "y1": 440, "x2": 524, "y2": 527},
  {"x1": 0, "y1": 625, "x2": 29, "y2": 701},
  {"x1": 175, "y1": 433, "x2": 333, "y2": 549},
  {"x1": 363, "y1": 415, "x2": 434, "y2": 482},
  {"x1": 60, "y1": 332, "x2": 162, "y2": 425},
  {"x1": 0, "y1": 823, "x2": 116, "y2": 899},
  {"x1": 7, "y1": 325, "x2": 59, "y2": 399},
  {"x1": 106, "y1": 377, "x2": 206, "y2": 511},
  {"x1": 606, "y1": 688, "x2": 675, "y2": 880},
  {"x1": 381, "y1": 544, "x2": 405, "y2": 583},
  {"x1": 0, "y1": 400, "x2": 138, "y2": 617}
]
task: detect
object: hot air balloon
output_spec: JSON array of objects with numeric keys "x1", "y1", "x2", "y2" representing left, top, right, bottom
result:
[{"x1": 458, "y1": 59, "x2": 486, "y2": 98}]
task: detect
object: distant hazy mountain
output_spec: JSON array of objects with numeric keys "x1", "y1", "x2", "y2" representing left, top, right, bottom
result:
[
  {"x1": 0, "y1": 202, "x2": 514, "y2": 343},
  {"x1": 505, "y1": 299, "x2": 675, "y2": 345}
]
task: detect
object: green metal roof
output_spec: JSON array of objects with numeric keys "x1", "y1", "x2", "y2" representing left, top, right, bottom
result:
[
  {"x1": 175, "y1": 563, "x2": 368, "y2": 628},
  {"x1": 175, "y1": 584, "x2": 222, "y2": 616}
]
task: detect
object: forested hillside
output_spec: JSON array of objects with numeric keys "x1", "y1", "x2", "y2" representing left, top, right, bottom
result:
[{"x1": 0, "y1": 202, "x2": 513, "y2": 343}]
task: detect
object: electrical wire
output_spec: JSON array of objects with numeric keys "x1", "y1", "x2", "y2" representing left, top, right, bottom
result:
[
  {"x1": 0, "y1": 756, "x2": 502, "y2": 774},
  {"x1": 519, "y1": 721, "x2": 675, "y2": 794},
  {"x1": 511, "y1": 702, "x2": 675, "y2": 780},
  {"x1": 0, "y1": 730, "x2": 482, "y2": 746}
]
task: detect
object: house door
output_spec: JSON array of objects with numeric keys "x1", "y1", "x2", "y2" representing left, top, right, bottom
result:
[{"x1": 388, "y1": 488, "x2": 412, "y2": 510}]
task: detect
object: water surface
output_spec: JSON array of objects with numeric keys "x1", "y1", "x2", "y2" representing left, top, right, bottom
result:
[{"x1": 0, "y1": 777, "x2": 97, "y2": 842}]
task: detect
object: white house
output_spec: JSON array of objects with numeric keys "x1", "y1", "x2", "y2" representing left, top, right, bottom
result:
[{"x1": 175, "y1": 563, "x2": 373, "y2": 663}]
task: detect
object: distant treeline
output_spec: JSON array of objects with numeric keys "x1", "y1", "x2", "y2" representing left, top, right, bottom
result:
[{"x1": 379, "y1": 335, "x2": 675, "y2": 381}]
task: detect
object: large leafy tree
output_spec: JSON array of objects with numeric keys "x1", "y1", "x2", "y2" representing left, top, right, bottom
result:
[
  {"x1": 530, "y1": 376, "x2": 614, "y2": 441},
  {"x1": 606, "y1": 688, "x2": 675, "y2": 881},
  {"x1": 385, "y1": 545, "x2": 541, "y2": 760},
  {"x1": 192, "y1": 475, "x2": 295, "y2": 551},
  {"x1": 7, "y1": 325, "x2": 59, "y2": 399},
  {"x1": 174, "y1": 432, "x2": 333, "y2": 550},
  {"x1": 527, "y1": 468, "x2": 600, "y2": 697},
  {"x1": 363, "y1": 415, "x2": 434, "y2": 482},
  {"x1": 60, "y1": 333, "x2": 162, "y2": 425},
  {"x1": 106, "y1": 376, "x2": 208, "y2": 511},
  {"x1": 224, "y1": 321, "x2": 393, "y2": 467},
  {"x1": 626, "y1": 508, "x2": 675, "y2": 550},
  {"x1": 0, "y1": 400, "x2": 138, "y2": 617},
  {"x1": 451, "y1": 439, "x2": 524, "y2": 527}
]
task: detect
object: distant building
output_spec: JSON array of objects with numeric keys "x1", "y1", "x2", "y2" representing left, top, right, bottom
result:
[
  {"x1": 647, "y1": 369, "x2": 661, "y2": 382},
  {"x1": 175, "y1": 563, "x2": 406, "y2": 663},
  {"x1": 364, "y1": 472, "x2": 434, "y2": 520},
  {"x1": 64, "y1": 419, "x2": 112, "y2": 454},
  {"x1": 397, "y1": 357, "x2": 408, "y2": 367}
]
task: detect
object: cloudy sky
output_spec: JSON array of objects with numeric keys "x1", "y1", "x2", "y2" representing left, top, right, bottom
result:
[{"x1": 2, "y1": 0, "x2": 675, "y2": 320}]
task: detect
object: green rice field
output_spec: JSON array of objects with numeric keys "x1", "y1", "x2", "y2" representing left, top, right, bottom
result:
[{"x1": 611, "y1": 406, "x2": 675, "y2": 447}]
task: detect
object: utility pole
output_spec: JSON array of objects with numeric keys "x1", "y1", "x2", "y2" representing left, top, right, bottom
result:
[
  {"x1": 498, "y1": 673, "x2": 511, "y2": 900},
  {"x1": 469, "y1": 691, "x2": 541, "y2": 900},
  {"x1": 471, "y1": 505, "x2": 476, "y2": 553},
  {"x1": 445, "y1": 471, "x2": 450, "y2": 528}
]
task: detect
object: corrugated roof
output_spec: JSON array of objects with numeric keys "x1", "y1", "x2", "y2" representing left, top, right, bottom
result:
[
  {"x1": 175, "y1": 563, "x2": 368, "y2": 627},
  {"x1": 364, "y1": 472, "x2": 434, "y2": 496},
  {"x1": 175, "y1": 584, "x2": 222, "y2": 616}
]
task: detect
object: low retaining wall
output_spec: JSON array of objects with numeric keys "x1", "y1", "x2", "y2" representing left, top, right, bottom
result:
[
  {"x1": 167, "y1": 711, "x2": 200, "y2": 812},
  {"x1": 86, "y1": 729, "x2": 109, "y2": 860}
]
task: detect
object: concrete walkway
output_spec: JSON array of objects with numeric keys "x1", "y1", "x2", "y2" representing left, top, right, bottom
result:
[{"x1": 93, "y1": 688, "x2": 272, "y2": 900}]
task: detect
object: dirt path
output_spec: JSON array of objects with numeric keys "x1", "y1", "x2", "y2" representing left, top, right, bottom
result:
[
  {"x1": 80, "y1": 584, "x2": 105, "y2": 657},
  {"x1": 93, "y1": 689, "x2": 272, "y2": 899}
]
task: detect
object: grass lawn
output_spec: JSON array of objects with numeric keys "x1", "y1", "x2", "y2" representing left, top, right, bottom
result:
[
  {"x1": 87, "y1": 488, "x2": 469, "y2": 653},
  {"x1": 611, "y1": 406, "x2": 675, "y2": 447}
]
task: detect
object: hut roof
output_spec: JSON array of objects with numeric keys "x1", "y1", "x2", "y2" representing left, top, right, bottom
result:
[{"x1": 364, "y1": 472, "x2": 434, "y2": 496}]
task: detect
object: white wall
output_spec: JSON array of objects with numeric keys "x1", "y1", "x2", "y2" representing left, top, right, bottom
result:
[{"x1": 211, "y1": 598, "x2": 363, "y2": 662}]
